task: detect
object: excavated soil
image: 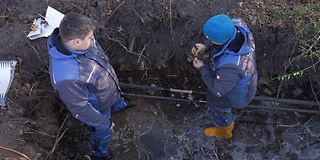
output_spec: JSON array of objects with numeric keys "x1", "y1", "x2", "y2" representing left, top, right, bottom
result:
[{"x1": 0, "y1": 0, "x2": 320, "y2": 160}]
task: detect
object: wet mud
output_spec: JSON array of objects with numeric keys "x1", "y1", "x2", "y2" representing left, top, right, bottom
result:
[{"x1": 0, "y1": 0, "x2": 320, "y2": 160}]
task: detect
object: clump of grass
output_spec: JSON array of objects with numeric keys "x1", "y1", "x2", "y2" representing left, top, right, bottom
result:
[
  {"x1": 270, "y1": 3, "x2": 320, "y2": 39},
  {"x1": 288, "y1": 3, "x2": 320, "y2": 40},
  {"x1": 270, "y1": 3, "x2": 320, "y2": 81}
]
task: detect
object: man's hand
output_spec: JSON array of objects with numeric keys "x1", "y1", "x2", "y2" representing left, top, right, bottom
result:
[
  {"x1": 193, "y1": 58, "x2": 204, "y2": 69},
  {"x1": 192, "y1": 43, "x2": 207, "y2": 57}
]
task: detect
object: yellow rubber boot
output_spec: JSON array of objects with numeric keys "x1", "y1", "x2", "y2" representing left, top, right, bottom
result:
[{"x1": 204, "y1": 122, "x2": 234, "y2": 139}]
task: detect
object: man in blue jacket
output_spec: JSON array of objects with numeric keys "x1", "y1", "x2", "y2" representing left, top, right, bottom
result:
[
  {"x1": 192, "y1": 14, "x2": 257, "y2": 139},
  {"x1": 48, "y1": 13, "x2": 130, "y2": 160}
]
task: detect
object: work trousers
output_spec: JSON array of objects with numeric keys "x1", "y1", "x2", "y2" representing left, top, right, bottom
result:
[
  {"x1": 89, "y1": 97, "x2": 128, "y2": 157},
  {"x1": 207, "y1": 92, "x2": 234, "y2": 127}
]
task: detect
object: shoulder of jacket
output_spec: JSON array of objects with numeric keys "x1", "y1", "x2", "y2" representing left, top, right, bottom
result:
[
  {"x1": 216, "y1": 53, "x2": 242, "y2": 68},
  {"x1": 51, "y1": 58, "x2": 80, "y2": 84}
]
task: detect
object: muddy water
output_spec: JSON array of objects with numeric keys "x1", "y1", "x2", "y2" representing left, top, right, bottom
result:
[{"x1": 110, "y1": 98, "x2": 320, "y2": 160}]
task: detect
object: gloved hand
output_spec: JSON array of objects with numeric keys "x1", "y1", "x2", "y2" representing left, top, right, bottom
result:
[
  {"x1": 191, "y1": 43, "x2": 207, "y2": 57},
  {"x1": 193, "y1": 57, "x2": 204, "y2": 69}
]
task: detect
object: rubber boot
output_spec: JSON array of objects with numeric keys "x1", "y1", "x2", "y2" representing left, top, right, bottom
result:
[{"x1": 204, "y1": 122, "x2": 234, "y2": 139}]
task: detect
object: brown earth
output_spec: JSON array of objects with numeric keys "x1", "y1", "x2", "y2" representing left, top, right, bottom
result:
[{"x1": 0, "y1": 0, "x2": 320, "y2": 160}]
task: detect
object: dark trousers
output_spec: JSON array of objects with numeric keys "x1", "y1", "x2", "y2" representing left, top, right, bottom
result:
[
  {"x1": 90, "y1": 98, "x2": 127, "y2": 157},
  {"x1": 207, "y1": 91, "x2": 234, "y2": 127}
]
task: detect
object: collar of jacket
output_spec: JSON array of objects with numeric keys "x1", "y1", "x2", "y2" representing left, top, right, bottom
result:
[
  {"x1": 48, "y1": 28, "x2": 89, "y2": 60},
  {"x1": 210, "y1": 28, "x2": 237, "y2": 58},
  {"x1": 210, "y1": 25, "x2": 253, "y2": 59}
]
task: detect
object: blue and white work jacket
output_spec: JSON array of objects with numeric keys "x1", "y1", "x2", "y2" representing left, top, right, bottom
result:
[
  {"x1": 200, "y1": 19, "x2": 257, "y2": 108},
  {"x1": 48, "y1": 29, "x2": 121, "y2": 129}
]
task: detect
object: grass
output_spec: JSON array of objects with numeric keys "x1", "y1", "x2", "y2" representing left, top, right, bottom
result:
[
  {"x1": 269, "y1": 3, "x2": 320, "y2": 81},
  {"x1": 270, "y1": 3, "x2": 319, "y2": 38}
]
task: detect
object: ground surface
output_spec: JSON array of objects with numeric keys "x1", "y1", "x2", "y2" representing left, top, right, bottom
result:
[{"x1": 0, "y1": 0, "x2": 320, "y2": 160}]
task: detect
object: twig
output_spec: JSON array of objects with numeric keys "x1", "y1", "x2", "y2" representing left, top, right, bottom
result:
[
  {"x1": 25, "y1": 38, "x2": 42, "y2": 62},
  {"x1": 47, "y1": 115, "x2": 70, "y2": 159},
  {"x1": 7, "y1": 98, "x2": 22, "y2": 109},
  {"x1": 25, "y1": 126, "x2": 56, "y2": 138},
  {"x1": 123, "y1": 129, "x2": 151, "y2": 145},
  {"x1": 108, "y1": 0, "x2": 125, "y2": 20},
  {"x1": 84, "y1": 155, "x2": 91, "y2": 160},
  {"x1": 304, "y1": 114, "x2": 319, "y2": 127},
  {"x1": 286, "y1": 34, "x2": 320, "y2": 67},
  {"x1": 275, "y1": 78, "x2": 283, "y2": 100},
  {"x1": 56, "y1": 115, "x2": 70, "y2": 140},
  {"x1": 141, "y1": 69, "x2": 149, "y2": 80},
  {"x1": 180, "y1": 19, "x2": 191, "y2": 45},
  {"x1": 312, "y1": 77, "x2": 320, "y2": 110},
  {"x1": 194, "y1": 106, "x2": 209, "y2": 121},
  {"x1": 213, "y1": 146, "x2": 219, "y2": 160},
  {"x1": 106, "y1": 34, "x2": 151, "y2": 64},
  {"x1": 301, "y1": 34, "x2": 320, "y2": 56},
  {"x1": 75, "y1": 153, "x2": 80, "y2": 160},
  {"x1": 137, "y1": 41, "x2": 150, "y2": 63},
  {"x1": 129, "y1": 36, "x2": 135, "y2": 52},
  {"x1": 275, "y1": 41, "x2": 297, "y2": 98},
  {"x1": 28, "y1": 83, "x2": 37, "y2": 96},
  {"x1": 169, "y1": 0, "x2": 174, "y2": 39},
  {"x1": 271, "y1": 34, "x2": 320, "y2": 81},
  {"x1": 104, "y1": 27, "x2": 128, "y2": 38},
  {"x1": 276, "y1": 124, "x2": 300, "y2": 128},
  {"x1": 133, "y1": 8, "x2": 145, "y2": 24},
  {"x1": 23, "y1": 129, "x2": 56, "y2": 139},
  {"x1": 309, "y1": 78, "x2": 320, "y2": 109},
  {"x1": 186, "y1": 0, "x2": 196, "y2": 4},
  {"x1": 49, "y1": 128, "x2": 68, "y2": 154},
  {"x1": 276, "y1": 117, "x2": 300, "y2": 127}
]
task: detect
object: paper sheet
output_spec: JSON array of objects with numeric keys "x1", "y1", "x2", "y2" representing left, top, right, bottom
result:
[
  {"x1": 27, "y1": 6, "x2": 65, "y2": 40},
  {"x1": 45, "y1": 6, "x2": 65, "y2": 28}
]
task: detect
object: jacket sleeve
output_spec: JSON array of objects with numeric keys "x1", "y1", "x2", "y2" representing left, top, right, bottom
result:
[
  {"x1": 55, "y1": 80, "x2": 110, "y2": 129},
  {"x1": 199, "y1": 65, "x2": 241, "y2": 97}
]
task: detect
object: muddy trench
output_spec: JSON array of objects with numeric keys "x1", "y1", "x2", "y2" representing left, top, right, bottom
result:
[{"x1": 1, "y1": 0, "x2": 320, "y2": 160}]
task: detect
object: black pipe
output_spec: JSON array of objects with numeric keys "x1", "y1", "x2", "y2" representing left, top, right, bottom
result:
[
  {"x1": 120, "y1": 82, "x2": 205, "y2": 95},
  {"x1": 122, "y1": 92, "x2": 320, "y2": 114},
  {"x1": 122, "y1": 93, "x2": 206, "y2": 103},
  {"x1": 120, "y1": 83, "x2": 320, "y2": 107}
]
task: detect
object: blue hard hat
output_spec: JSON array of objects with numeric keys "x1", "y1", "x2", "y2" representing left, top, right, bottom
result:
[{"x1": 203, "y1": 14, "x2": 235, "y2": 44}]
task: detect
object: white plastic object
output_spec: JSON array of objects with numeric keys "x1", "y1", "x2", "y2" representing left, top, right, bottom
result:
[{"x1": 0, "y1": 61, "x2": 17, "y2": 107}]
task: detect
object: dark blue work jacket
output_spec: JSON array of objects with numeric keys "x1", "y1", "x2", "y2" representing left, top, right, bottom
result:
[
  {"x1": 48, "y1": 29, "x2": 121, "y2": 128},
  {"x1": 200, "y1": 19, "x2": 257, "y2": 108}
]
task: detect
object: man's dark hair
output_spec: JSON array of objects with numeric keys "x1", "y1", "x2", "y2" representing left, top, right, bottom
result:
[{"x1": 59, "y1": 13, "x2": 96, "y2": 42}]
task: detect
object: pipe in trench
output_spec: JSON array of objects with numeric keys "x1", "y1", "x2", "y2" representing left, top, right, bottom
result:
[
  {"x1": 120, "y1": 83, "x2": 320, "y2": 107},
  {"x1": 122, "y1": 93, "x2": 320, "y2": 114}
]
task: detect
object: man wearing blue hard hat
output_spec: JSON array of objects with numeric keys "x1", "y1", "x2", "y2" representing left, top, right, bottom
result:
[{"x1": 191, "y1": 14, "x2": 257, "y2": 139}]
